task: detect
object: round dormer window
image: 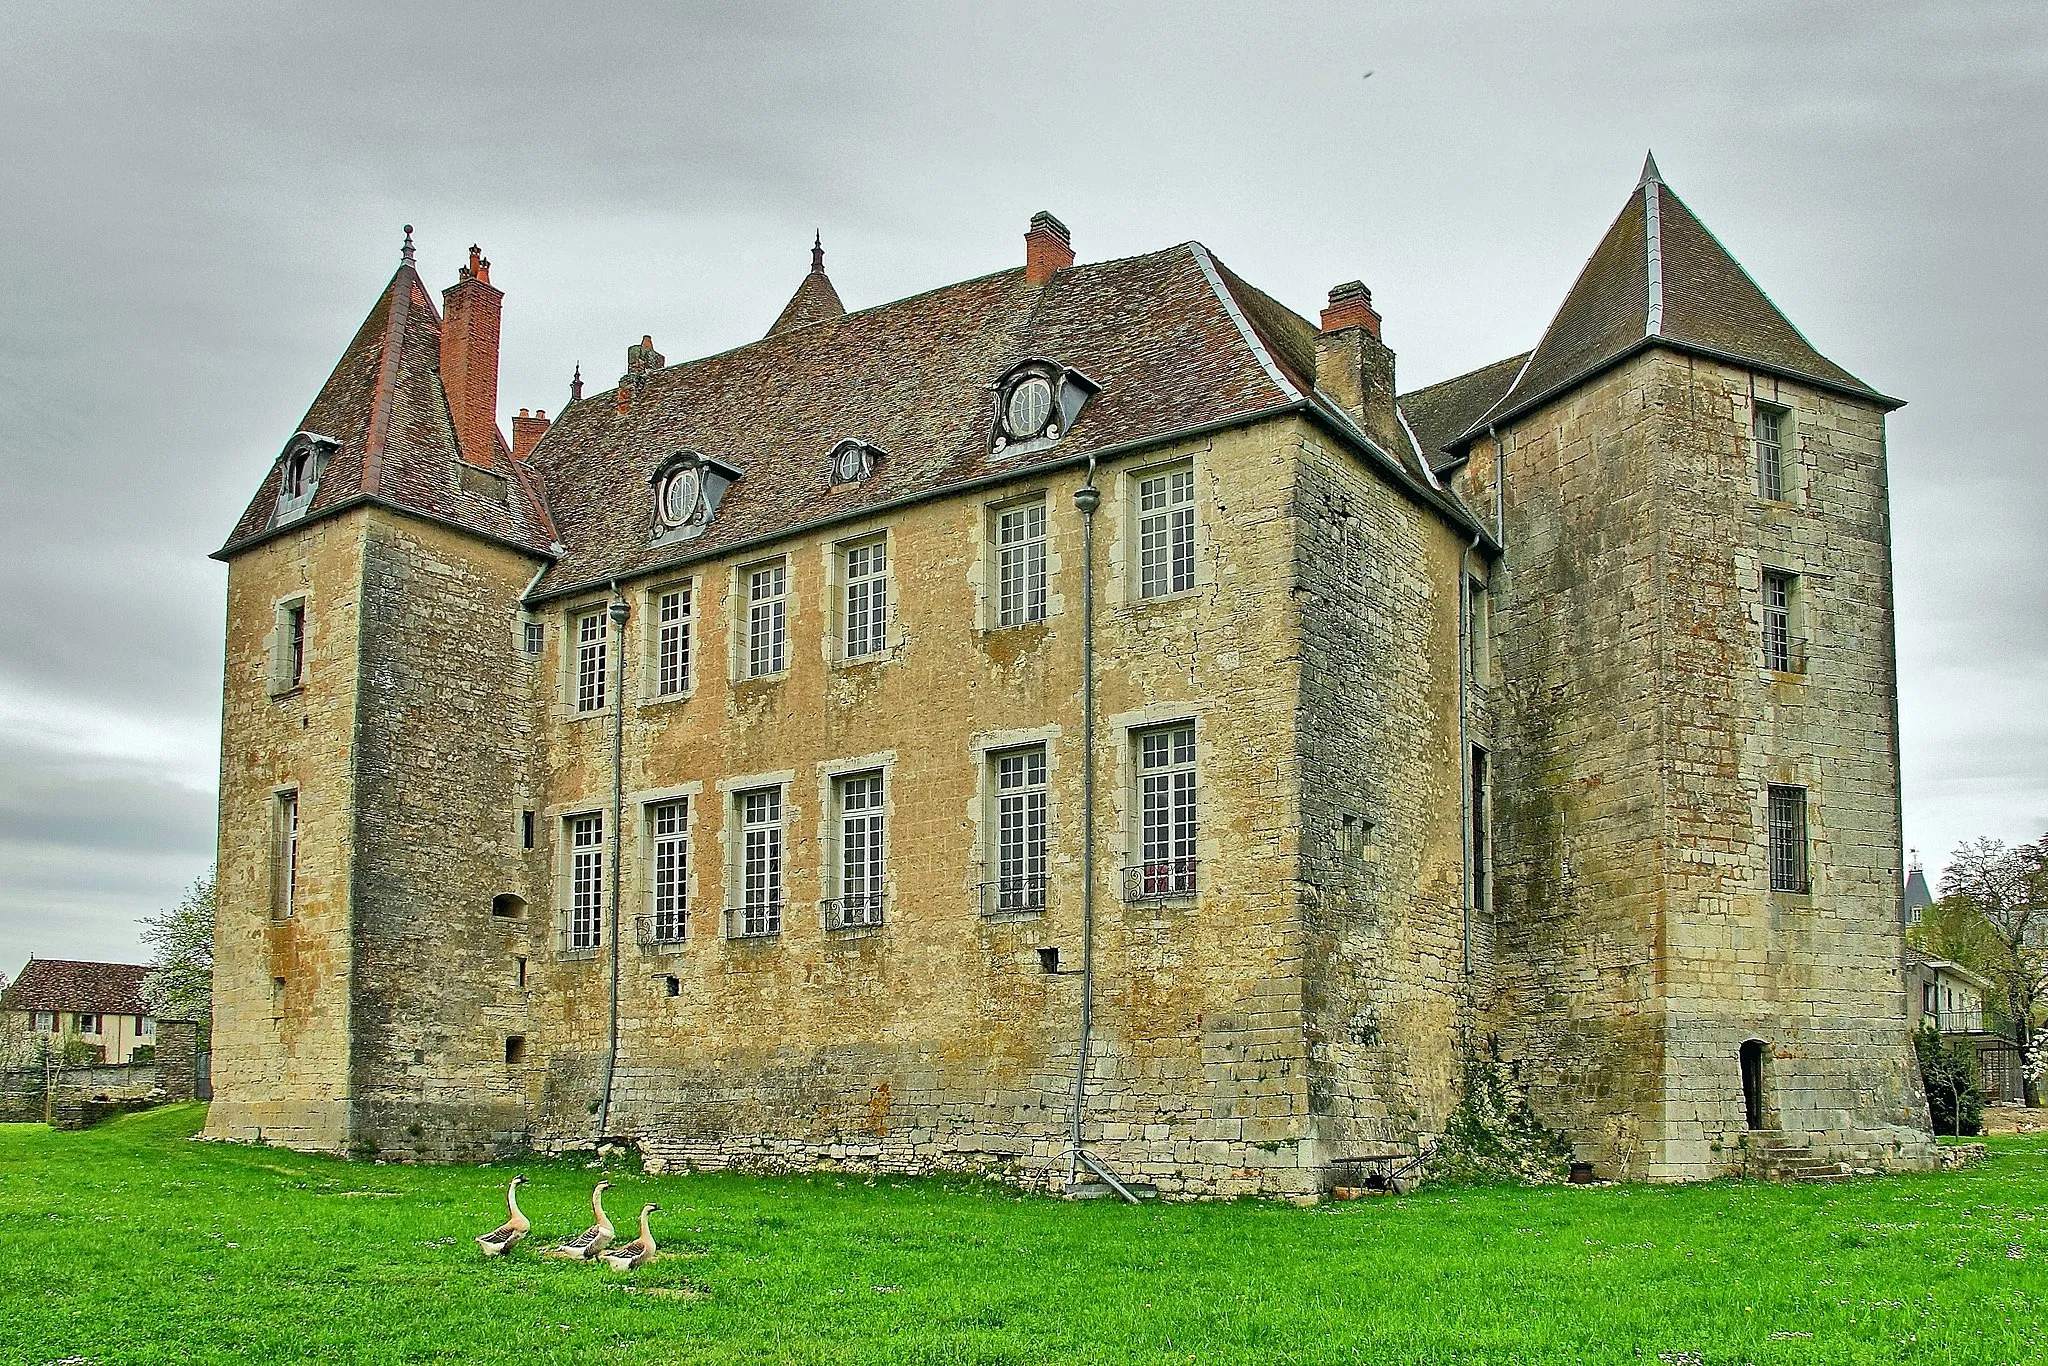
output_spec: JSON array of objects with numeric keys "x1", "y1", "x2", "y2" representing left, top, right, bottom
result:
[
  {"x1": 1003, "y1": 375, "x2": 1054, "y2": 439},
  {"x1": 662, "y1": 468, "x2": 701, "y2": 526},
  {"x1": 833, "y1": 443, "x2": 872, "y2": 485}
]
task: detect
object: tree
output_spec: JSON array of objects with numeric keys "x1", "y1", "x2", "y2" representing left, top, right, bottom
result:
[
  {"x1": 1914, "y1": 1024, "x2": 1984, "y2": 1136},
  {"x1": 1939, "y1": 837, "x2": 2048, "y2": 1106},
  {"x1": 140, "y1": 868, "x2": 215, "y2": 1024}
]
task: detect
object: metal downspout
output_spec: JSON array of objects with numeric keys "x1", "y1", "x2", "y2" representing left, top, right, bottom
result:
[
  {"x1": 1066, "y1": 459, "x2": 1136, "y2": 1203},
  {"x1": 596, "y1": 585, "x2": 628, "y2": 1136},
  {"x1": 1458, "y1": 534, "x2": 1480, "y2": 979}
]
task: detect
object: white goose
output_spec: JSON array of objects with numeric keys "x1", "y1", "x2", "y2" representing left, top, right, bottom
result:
[
  {"x1": 546, "y1": 1180, "x2": 615, "y2": 1260},
  {"x1": 599, "y1": 1203, "x2": 660, "y2": 1270},
  {"x1": 475, "y1": 1175, "x2": 530, "y2": 1256}
]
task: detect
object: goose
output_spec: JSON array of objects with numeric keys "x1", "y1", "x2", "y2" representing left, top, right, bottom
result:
[
  {"x1": 599, "y1": 1203, "x2": 660, "y2": 1270},
  {"x1": 545, "y1": 1179, "x2": 615, "y2": 1260},
  {"x1": 476, "y1": 1175, "x2": 530, "y2": 1256}
]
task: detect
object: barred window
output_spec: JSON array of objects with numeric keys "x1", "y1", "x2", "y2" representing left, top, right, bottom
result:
[
  {"x1": 1138, "y1": 466, "x2": 1196, "y2": 598},
  {"x1": 569, "y1": 813, "x2": 604, "y2": 949},
  {"x1": 1763, "y1": 571, "x2": 1795, "y2": 673},
  {"x1": 747, "y1": 562, "x2": 787, "y2": 678},
  {"x1": 1767, "y1": 785, "x2": 1808, "y2": 893},
  {"x1": 843, "y1": 540, "x2": 888, "y2": 659},
  {"x1": 834, "y1": 772, "x2": 886, "y2": 927},
  {"x1": 656, "y1": 585, "x2": 692, "y2": 697},
  {"x1": 996, "y1": 501, "x2": 1048, "y2": 627},
  {"x1": 1135, "y1": 724, "x2": 1197, "y2": 897},
  {"x1": 993, "y1": 746, "x2": 1048, "y2": 911},
  {"x1": 1755, "y1": 404, "x2": 1786, "y2": 501},
  {"x1": 650, "y1": 799, "x2": 688, "y2": 942},
  {"x1": 737, "y1": 787, "x2": 783, "y2": 936},
  {"x1": 575, "y1": 609, "x2": 607, "y2": 712}
]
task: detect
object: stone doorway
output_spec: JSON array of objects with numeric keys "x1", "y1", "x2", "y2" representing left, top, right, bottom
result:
[{"x1": 1740, "y1": 1039, "x2": 1768, "y2": 1130}]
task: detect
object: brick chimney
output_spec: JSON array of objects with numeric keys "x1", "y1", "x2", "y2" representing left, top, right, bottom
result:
[
  {"x1": 616, "y1": 336, "x2": 665, "y2": 415},
  {"x1": 1024, "y1": 212, "x2": 1074, "y2": 285},
  {"x1": 1315, "y1": 281, "x2": 1402, "y2": 457},
  {"x1": 511, "y1": 408, "x2": 551, "y2": 461},
  {"x1": 441, "y1": 245, "x2": 504, "y2": 468}
]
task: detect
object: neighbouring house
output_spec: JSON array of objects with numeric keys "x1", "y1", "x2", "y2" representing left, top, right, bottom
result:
[
  {"x1": 1903, "y1": 853, "x2": 1934, "y2": 928},
  {"x1": 1905, "y1": 944, "x2": 2024, "y2": 1102},
  {"x1": 1, "y1": 959, "x2": 158, "y2": 1064},
  {"x1": 204, "y1": 155, "x2": 1936, "y2": 1190}
]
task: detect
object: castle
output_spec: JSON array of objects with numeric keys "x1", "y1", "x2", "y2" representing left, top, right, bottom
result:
[{"x1": 206, "y1": 157, "x2": 1936, "y2": 1192}]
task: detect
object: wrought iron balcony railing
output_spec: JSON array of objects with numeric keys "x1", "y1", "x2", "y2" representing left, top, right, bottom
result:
[
  {"x1": 724, "y1": 899, "x2": 784, "y2": 940},
  {"x1": 978, "y1": 873, "x2": 1049, "y2": 916},
  {"x1": 823, "y1": 891, "x2": 886, "y2": 931},
  {"x1": 1123, "y1": 858, "x2": 1198, "y2": 903},
  {"x1": 635, "y1": 913, "x2": 689, "y2": 947}
]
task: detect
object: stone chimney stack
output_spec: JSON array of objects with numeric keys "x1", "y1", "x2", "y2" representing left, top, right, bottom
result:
[
  {"x1": 1315, "y1": 281, "x2": 1402, "y2": 457},
  {"x1": 440, "y1": 245, "x2": 504, "y2": 468},
  {"x1": 1024, "y1": 212, "x2": 1074, "y2": 285},
  {"x1": 510, "y1": 408, "x2": 551, "y2": 461}
]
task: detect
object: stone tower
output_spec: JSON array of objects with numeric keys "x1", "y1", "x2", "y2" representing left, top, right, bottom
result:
[{"x1": 1429, "y1": 156, "x2": 1933, "y2": 1177}]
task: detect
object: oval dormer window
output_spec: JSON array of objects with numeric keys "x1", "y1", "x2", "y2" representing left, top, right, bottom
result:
[
  {"x1": 1003, "y1": 375, "x2": 1055, "y2": 440},
  {"x1": 662, "y1": 468, "x2": 701, "y2": 527}
]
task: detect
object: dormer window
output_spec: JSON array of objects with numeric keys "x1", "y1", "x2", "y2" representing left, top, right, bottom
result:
[
  {"x1": 990, "y1": 360, "x2": 1098, "y2": 458},
  {"x1": 648, "y1": 448, "x2": 742, "y2": 545},
  {"x1": 272, "y1": 432, "x2": 338, "y2": 526},
  {"x1": 827, "y1": 439, "x2": 882, "y2": 488}
]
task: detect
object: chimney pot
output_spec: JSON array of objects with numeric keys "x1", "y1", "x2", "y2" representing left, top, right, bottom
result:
[
  {"x1": 441, "y1": 244, "x2": 506, "y2": 467},
  {"x1": 1024, "y1": 211, "x2": 1074, "y2": 285},
  {"x1": 1319, "y1": 280, "x2": 1381, "y2": 339}
]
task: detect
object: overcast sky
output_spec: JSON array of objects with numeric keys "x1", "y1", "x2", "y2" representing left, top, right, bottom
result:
[{"x1": 1, "y1": 1, "x2": 2042, "y2": 967}]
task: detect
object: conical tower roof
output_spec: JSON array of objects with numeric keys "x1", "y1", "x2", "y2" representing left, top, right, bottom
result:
[
  {"x1": 767, "y1": 233, "x2": 847, "y2": 336},
  {"x1": 218, "y1": 231, "x2": 555, "y2": 557},
  {"x1": 1457, "y1": 154, "x2": 1897, "y2": 444}
]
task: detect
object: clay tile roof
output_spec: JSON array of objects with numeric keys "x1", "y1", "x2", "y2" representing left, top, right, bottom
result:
[
  {"x1": 1454, "y1": 157, "x2": 1897, "y2": 449},
  {"x1": 1399, "y1": 352, "x2": 1530, "y2": 471},
  {"x1": 217, "y1": 264, "x2": 556, "y2": 560},
  {"x1": 1, "y1": 959, "x2": 152, "y2": 1016},
  {"x1": 526, "y1": 242, "x2": 1313, "y2": 600},
  {"x1": 768, "y1": 265, "x2": 847, "y2": 337}
]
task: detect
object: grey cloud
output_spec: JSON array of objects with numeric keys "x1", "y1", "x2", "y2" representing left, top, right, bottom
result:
[{"x1": 0, "y1": 0, "x2": 2043, "y2": 951}]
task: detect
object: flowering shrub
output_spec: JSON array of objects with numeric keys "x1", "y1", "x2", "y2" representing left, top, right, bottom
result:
[{"x1": 1425, "y1": 1032, "x2": 1573, "y2": 1185}]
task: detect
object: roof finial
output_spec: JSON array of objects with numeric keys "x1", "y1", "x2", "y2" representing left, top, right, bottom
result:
[
  {"x1": 571, "y1": 363, "x2": 584, "y2": 402},
  {"x1": 400, "y1": 224, "x2": 416, "y2": 267},
  {"x1": 1639, "y1": 150, "x2": 1663, "y2": 187},
  {"x1": 811, "y1": 231, "x2": 825, "y2": 274}
]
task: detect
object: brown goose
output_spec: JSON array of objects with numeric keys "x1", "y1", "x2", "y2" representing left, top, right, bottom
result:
[
  {"x1": 545, "y1": 1179, "x2": 615, "y2": 1260},
  {"x1": 475, "y1": 1175, "x2": 530, "y2": 1256},
  {"x1": 598, "y1": 1203, "x2": 659, "y2": 1270}
]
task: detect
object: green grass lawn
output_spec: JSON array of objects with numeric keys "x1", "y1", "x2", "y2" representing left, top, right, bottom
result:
[{"x1": 0, "y1": 1107, "x2": 2043, "y2": 1364}]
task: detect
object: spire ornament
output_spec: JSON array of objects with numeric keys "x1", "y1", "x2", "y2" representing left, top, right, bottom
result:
[
  {"x1": 401, "y1": 224, "x2": 416, "y2": 267},
  {"x1": 1638, "y1": 151, "x2": 1663, "y2": 187},
  {"x1": 571, "y1": 363, "x2": 584, "y2": 402},
  {"x1": 811, "y1": 231, "x2": 825, "y2": 274}
]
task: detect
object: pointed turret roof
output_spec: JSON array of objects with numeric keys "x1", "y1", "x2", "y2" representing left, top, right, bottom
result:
[
  {"x1": 766, "y1": 233, "x2": 847, "y2": 336},
  {"x1": 218, "y1": 236, "x2": 555, "y2": 558},
  {"x1": 1450, "y1": 154, "x2": 1898, "y2": 449}
]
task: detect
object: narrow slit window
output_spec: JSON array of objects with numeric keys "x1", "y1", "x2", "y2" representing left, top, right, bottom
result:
[
  {"x1": 996, "y1": 501, "x2": 1048, "y2": 627},
  {"x1": 1470, "y1": 744, "x2": 1492, "y2": 915},
  {"x1": 286, "y1": 603, "x2": 306, "y2": 688},
  {"x1": 833, "y1": 772, "x2": 886, "y2": 927},
  {"x1": 1755, "y1": 404, "x2": 1786, "y2": 501},
  {"x1": 1133, "y1": 724, "x2": 1198, "y2": 899},
  {"x1": 747, "y1": 562, "x2": 788, "y2": 678},
  {"x1": 656, "y1": 585, "x2": 692, "y2": 697},
  {"x1": 1767, "y1": 785, "x2": 1809, "y2": 893},
  {"x1": 1137, "y1": 467, "x2": 1196, "y2": 598},
  {"x1": 569, "y1": 813, "x2": 604, "y2": 949},
  {"x1": 575, "y1": 609, "x2": 608, "y2": 712},
  {"x1": 737, "y1": 787, "x2": 783, "y2": 936},
  {"x1": 273, "y1": 790, "x2": 299, "y2": 919},
  {"x1": 1763, "y1": 571, "x2": 1799, "y2": 673},
  {"x1": 843, "y1": 540, "x2": 888, "y2": 659},
  {"x1": 992, "y1": 746, "x2": 1048, "y2": 912},
  {"x1": 649, "y1": 799, "x2": 689, "y2": 943}
]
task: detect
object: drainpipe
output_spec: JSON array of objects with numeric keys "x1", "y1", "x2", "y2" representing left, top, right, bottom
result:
[
  {"x1": 1066, "y1": 458, "x2": 1137, "y2": 1204},
  {"x1": 1457, "y1": 533, "x2": 1480, "y2": 979},
  {"x1": 596, "y1": 584, "x2": 629, "y2": 1136}
]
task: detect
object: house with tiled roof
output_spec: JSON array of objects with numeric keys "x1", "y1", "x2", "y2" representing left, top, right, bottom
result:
[
  {"x1": 1, "y1": 959, "x2": 158, "y2": 1063},
  {"x1": 205, "y1": 161, "x2": 1936, "y2": 1188}
]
